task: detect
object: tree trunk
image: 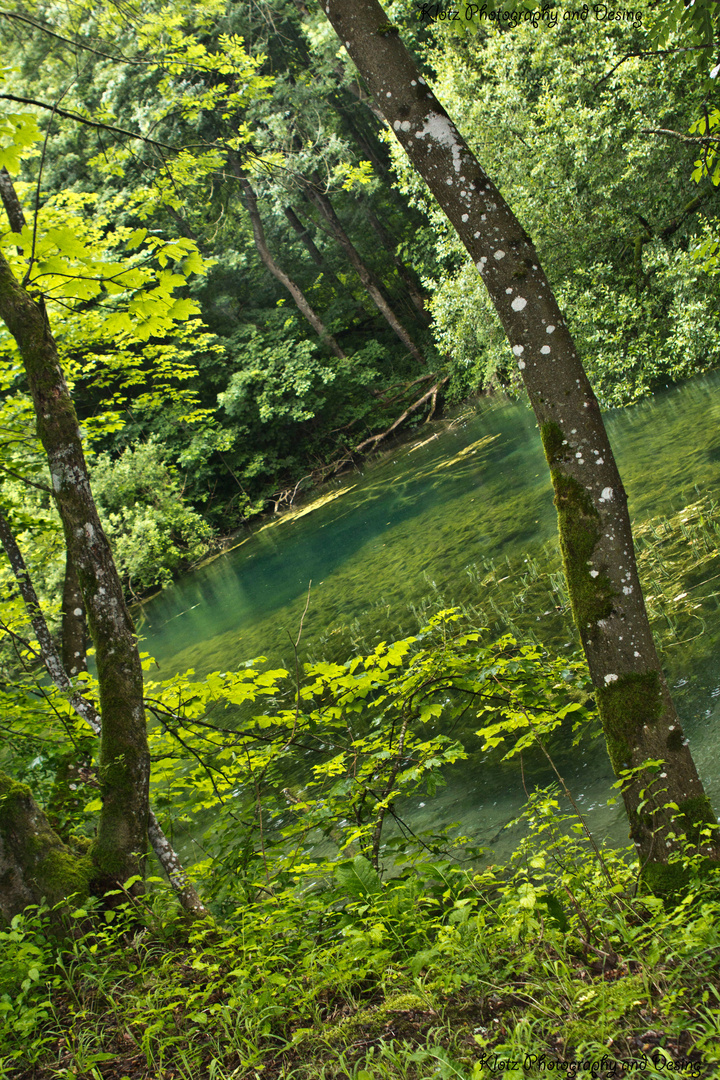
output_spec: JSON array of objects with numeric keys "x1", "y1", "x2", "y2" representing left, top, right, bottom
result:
[
  {"x1": 235, "y1": 173, "x2": 346, "y2": 360},
  {"x1": 0, "y1": 506, "x2": 208, "y2": 916},
  {"x1": 303, "y1": 183, "x2": 428, "y2": 366},
  {"x1": 360, "y1": 196, "x2": 430, "y2": 323},
  {"x1": 283, "y1": 204, "x2": 342, "y2": 288},
  {"x1": 318, "y1": 0, "x2": 719, "y2": 880},
  {"x1": 0, "y1": 250, "x2": 150, "y2": 893},
  {"x1": 61, "y1": 552, "x2": 88, "y2": 676},
  {"x1": 0, "y1": 771, "x2": 91, "y2": 922},
  {"x1": 0, "y1": 166, "x2": 26, "y2": 237}
]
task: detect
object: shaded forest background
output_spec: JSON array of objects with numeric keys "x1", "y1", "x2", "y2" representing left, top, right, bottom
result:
[{"x1": 1, "y1": 0, "x2": 718, "y2": 599}]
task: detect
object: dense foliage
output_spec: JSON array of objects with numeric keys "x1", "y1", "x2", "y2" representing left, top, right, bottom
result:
[
  {"x1": 3, "y1": 797, "x2": 720, "y2": 1078},
  {"x1": 1, "y1": 0, "x2": 717, "y2": 550},
  {"x1": 2, "y1": 0, "x2": 720, "y2": 1074}
]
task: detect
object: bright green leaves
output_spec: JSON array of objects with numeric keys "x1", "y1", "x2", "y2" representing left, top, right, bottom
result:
[
  {"x1": 688, "y1": 109, "x2": 720, "y2": 274},
  {"x1": 472, "y1": 635, "x2": 590, "y2": 759},
  {"x1": 139, "y1": 16, "x2": 274, "y2": 122},
  {"x1": 0, "y1": 112, "x2": 41, "y2": 173},
  {"x1": 138, "y1": 608, "x2": 596, "y2": 902},
  {"x1": 4, "y1": 209, "x2": 208, "y2": 341},
  {"x1": 335, "y1": 855, "x2": 382, "y2": 898},
  {"x1": 691, "y1": 109, "x2": 720, "y2": 187},
  {"x1": 650, "y1": 0, "x2": 719, "y2": 72},
  {"x1": 331, "y1": 160, "x2": 374, "y2": 192}
]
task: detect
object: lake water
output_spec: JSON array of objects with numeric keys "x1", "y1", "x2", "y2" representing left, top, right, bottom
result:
[{"x1": 137, "y1": 371, "x2": 720, "y2": 859}]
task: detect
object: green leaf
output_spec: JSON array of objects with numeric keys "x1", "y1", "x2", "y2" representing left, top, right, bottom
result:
[{"x1": 335, "y1": 855, "x2": 382, "y2": 898}]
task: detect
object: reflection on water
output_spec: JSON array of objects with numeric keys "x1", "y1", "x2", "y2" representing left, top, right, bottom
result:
[{"x1": 137, "y1": 371, "x2": 720, "y2": 859}]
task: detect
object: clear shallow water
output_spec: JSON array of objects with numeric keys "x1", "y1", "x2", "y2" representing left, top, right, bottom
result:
[{"x1": 137, "y1": 371, "x2": 720, "y2": 859}]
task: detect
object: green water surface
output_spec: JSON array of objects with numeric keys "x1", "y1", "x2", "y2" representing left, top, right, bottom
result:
[{"x1": 137, "y1": 372, "x2": 720, "y2": 857}]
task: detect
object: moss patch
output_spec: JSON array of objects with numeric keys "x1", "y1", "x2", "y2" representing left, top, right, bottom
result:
[
  {"x1": 550, "y1": 470, "x2": 614, "y2": 634},
  {"x1": 0, "y1": 771, "x2": 92, "y2": 919},
  {"x1": 540, "y1": 421, "x2": 565, "y2": 466},
  {"x1": 677, "y1": 795, "x2": 717, "y2": 846},
  {"x1": 596, "y1": 671, "x2": 663, "y2": 772},
  {"x1": 641, "y1": 860, "x2": 692, "y2": 899}
]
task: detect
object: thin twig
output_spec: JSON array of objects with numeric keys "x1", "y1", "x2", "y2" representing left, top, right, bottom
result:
[{"x1": 283, "y1": 581, "x2": 312, "y2": 750}]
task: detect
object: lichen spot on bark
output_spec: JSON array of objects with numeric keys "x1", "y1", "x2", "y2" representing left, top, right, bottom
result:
[{"x1": 550, "y1": 471, "x2": 614, "y2": 634}]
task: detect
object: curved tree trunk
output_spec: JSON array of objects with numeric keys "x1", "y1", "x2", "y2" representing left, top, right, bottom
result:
[
  {"x1": 236, "y1": 174, "x2": 346, "y2": 360},
  {"x1": 0, "y1": 250, "x2": 150, "y2": 893},
  {"x1": 319, "y1": 0, "x2": 719, "y2": 882}
]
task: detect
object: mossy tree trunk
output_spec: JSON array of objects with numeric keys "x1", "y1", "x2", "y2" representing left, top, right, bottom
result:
[
  {"x1": 318, "y1": 0, "x2": 719, "y2": 877},
  {"x1": 0, "y1": 772, "x2": 91, "y2": 923},
  {"x1": 0, "y1": 248, "x2": 150, "y2": 892},
  {"x1": 0, "y1": 427, "x2": 209, "y2": 917}
]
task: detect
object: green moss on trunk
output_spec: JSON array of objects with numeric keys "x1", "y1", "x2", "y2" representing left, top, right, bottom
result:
[
  {"x1": 596, "y1": 671, "x2": 663, "y2": 772},
  {"x1": 540, "y1": 421, "x2": 565, "y2": 466},
  {"x1": 677, "y1": 795, "x2": 716, "y2": 846},
  {"x1": 549, "y1": 470, "x2": 614, "y2": 634},
  {"x1": 0, "y1": 772, "x2": 91, "y2": 921}
]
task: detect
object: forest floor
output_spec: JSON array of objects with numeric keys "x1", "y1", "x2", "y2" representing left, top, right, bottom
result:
[{"x1": 4, "y1": 829, "x2": 720, "y2": 1080}]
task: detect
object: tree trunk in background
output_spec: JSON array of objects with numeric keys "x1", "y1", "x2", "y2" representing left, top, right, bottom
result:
[
  {"x1": 304, "y1": 183, "x2": 428, "y2": 366},
  {"x1": 236, "y1": 174, "x2": 346, "y2": 360},
  {"x1": 318, "y1": 0, "x2": 719, "y2": 881},
  {"x1": 283, "y1": 204, "x2": 343, "y2": 289},
  {"x1": 0, "y1": 249, "x2": 150, "y2": 894},
  {"x1": 360, "y1": 196, "x2": 430, "y2": 323}
]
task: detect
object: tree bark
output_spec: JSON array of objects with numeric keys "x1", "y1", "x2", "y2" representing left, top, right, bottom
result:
[
  {"x1": 235, "y1": 174, "x2": 346, "y2": 360},
  {"x1": 318, "y1": 0, "x2": 719, "y2": 879},
  {"x1": 283, "y1": 204, "x2": 341, "y2": 287},
  {"x1": 0, "y1": 507, "x2": 208, "y2": 916},
  {"x1": 303, "y1": 182, "x2": 428, "y2": 366},
  {"x1": 61, "y1": 552, "x2": 88, "y2": 676},
  {"x1": 0, "y1": 771, "x2": 91, "y2": 923},
  {"x1": 0, "y1": 249, "x2": 150, "y2": 892},
  {"x1": 0, "y1": 166, "x2": 26, "y2": 236}
]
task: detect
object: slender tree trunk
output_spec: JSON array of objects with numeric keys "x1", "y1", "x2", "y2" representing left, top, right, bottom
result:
[
  {"x1": 0, "y1": 250, "x2": 150, "y2": 892},
  {"x1": 360, "y1": 196, "x2": 430, "y2": 323},
  {"x1": 319, "y1": 0, "x2": 719, "y2": 879},
  {"x1": 303, "y1": 183, "x2": 428, "y2": 366},
  {"x1": 235, "y1": 173, "x2": 346, "y2": 360},
  {"x1": 283, "y1": 205, "x2": 341, "y2": 286},
  {"x1": 0, "y1": 507, "x2": 208, "y2": 916},
  {"x1": 0, "y1": 166, "x2": 26, "y2": 236}
]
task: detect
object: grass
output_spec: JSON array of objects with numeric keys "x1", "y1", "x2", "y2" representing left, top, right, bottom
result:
[{"x1": 3, "y1": 793, "x2": 720, "y2": 1080}]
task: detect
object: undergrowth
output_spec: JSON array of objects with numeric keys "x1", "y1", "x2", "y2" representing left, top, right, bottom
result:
[{"x1": 3, "y1": 792, "x2": 720, "y2": 1080}]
